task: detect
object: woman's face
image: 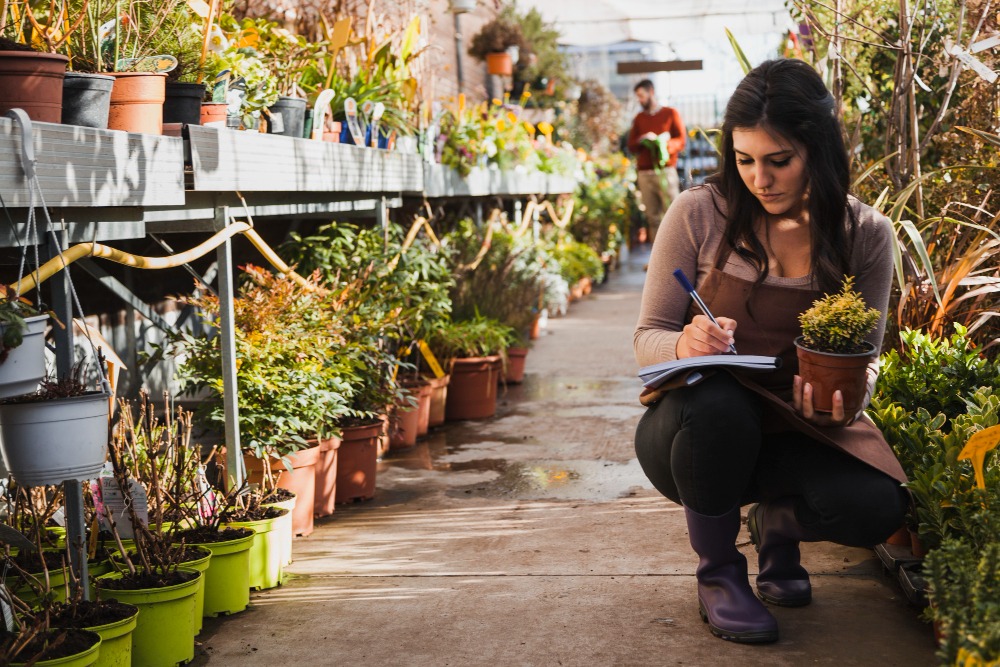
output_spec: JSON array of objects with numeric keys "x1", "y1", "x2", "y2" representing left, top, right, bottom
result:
[{"x1": 732, "y1": 126, "x2": 809, "y2": 219}]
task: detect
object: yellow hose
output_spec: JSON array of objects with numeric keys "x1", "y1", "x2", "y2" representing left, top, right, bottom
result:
[{"x1": 9, "y1": 222, "x2": 322, "y2": 295}]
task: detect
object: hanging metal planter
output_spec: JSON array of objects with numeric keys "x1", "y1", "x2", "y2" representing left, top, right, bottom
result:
[
  {"x1": 449, "y1": 0, "x2": 477, "y2": 13},
  {"x1": 0, "y1": 390, "x2": 109, "y2": 486},
  {"x1": 0, "y1": 314, "x2": 48, "y2": 398}
]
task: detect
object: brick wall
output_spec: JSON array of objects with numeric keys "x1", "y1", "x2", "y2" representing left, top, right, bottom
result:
[{"x1": 424, "y1": 0, "x2": 496, "y2": 103}]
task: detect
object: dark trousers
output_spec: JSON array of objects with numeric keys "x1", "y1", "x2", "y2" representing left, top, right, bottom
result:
[{"x1": 634, "y1": 372, "x2": 907, "y2": 547}]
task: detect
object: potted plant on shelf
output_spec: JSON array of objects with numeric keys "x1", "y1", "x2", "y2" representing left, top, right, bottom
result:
[
  {"x1": 0, "y1": 3, "x2": 72, "y2": 123},
  {"x1": 795, "y1": 277, "x2": 880, "y2": 414},
  {"x1": 200, "y1": 17, "x2": 280, "y2": 131},
  {"x1": 252, "y1": 17, "x2": 321, "y2": 138},
  {"x1": 467, "y1": 16, "x2": 528, "y2": 77}
]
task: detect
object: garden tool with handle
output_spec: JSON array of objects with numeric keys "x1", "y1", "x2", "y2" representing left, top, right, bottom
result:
[
  {"x1": 311, "y1": 89, "x2": 335, "y2": 140},
  {"x1": 344, "y1": 98, "x2": 365, "y2": 146}
]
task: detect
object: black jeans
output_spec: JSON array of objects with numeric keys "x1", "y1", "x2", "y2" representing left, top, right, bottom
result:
[{"x1": 634, "y1": 372, "x2": 907, "y2": 547}]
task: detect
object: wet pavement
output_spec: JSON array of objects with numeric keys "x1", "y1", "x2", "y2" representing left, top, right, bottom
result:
[{"x1": 193, "y1": 248, "x2": 937, "y2": 666}]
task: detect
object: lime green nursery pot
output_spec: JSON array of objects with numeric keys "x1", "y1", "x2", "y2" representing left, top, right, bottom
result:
[{"x1": 96, "y1": 567, "x2": 202, "y2": 667}]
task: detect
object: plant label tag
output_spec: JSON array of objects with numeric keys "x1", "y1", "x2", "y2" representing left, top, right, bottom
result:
[
  {"x1": 951, "y1": 46, "x2": 998, "y2": 83},
  {"x1": 51, "y1": 508, "x2": 66, "y2": 527},
  {"x1": 99, "y1": 478, "x2": 149, "y2": 539},
  {"x1": 970, "y1": 33, "x2": 1000, "y2": 54},
  {"x1": 269, "y1": 111, "x2": 284, "y2": 134},
  {"x1": 418, "y1": 340, "x2": 446, "y2": 378},
  {"x1": 186, "y1": 0, "x2": 211, "y2": 17},
  {"x1": 0, "y1": 584, "x2": 15, "y2": 632}
]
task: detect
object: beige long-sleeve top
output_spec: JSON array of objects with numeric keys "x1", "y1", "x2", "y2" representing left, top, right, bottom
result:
[{"x1": 634, "y1": 185, "x2": 895, "y2": 403}]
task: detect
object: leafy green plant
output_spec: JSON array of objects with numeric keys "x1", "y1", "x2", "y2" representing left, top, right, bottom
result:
[
  {"x1": 0, "y1": 293, "x2": 39, "y2": 363},
  {"x1": 925, "y1": 538, "x2": 1000, "y2": 665},
  {"x1": 798, "y1": 277, "x2": 880, "y2": 354},
  {"x1": 171, "y1": 266, "x2": 351, "y2": 459},
  {"x1": 426, "y1": 314, "x2": 517, "y2": 365},
  {"x1": 204, "y1": 36, "x2": 280, "y2": 126},
  {"x1": 546, "y1": 237, "x2": 604, "y2": 285}
]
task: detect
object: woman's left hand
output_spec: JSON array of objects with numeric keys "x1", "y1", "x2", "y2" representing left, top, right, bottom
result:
[{"x1": 792, "y1": 375, "x2": 853, "y2": 427}]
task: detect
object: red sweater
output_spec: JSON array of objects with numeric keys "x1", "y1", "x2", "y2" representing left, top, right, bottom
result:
[{"x1": 627, "y1": 107, "x2": 686, "y2": 170}]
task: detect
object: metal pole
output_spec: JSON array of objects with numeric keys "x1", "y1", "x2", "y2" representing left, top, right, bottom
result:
[
  {"x1": 532, "y1": 199, "x2": 541, "y2": 241},
  {"x1": 215, "y1": 207, "x2": 243, "y2": 491},
  {"x1": 47, "y1": 222, "x2": 89, "y2": 601},
  {"x1": 453, "y1": 13, "x2": 465, "y2": 93}
]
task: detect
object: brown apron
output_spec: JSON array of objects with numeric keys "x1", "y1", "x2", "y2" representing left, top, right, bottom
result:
[{"x1": 680, "y1": 245, "x2": 907, "y2": 484}]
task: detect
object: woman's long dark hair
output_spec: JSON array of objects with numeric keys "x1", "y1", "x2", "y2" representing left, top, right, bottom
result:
[{"x1": 709, "y1": 58, "x2": 855, "y2": 298}]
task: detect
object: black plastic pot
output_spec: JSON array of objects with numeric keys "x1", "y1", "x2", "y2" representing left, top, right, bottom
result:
[
  {"x1": 62, "y1": 72, "x2": 114, "y2": 128},
  {"x1": 163, "y1": 81, "x2": 205, "y2": 126},
  {"x1": 266, "y1": 96, "x2": 307, "y2": 138}
]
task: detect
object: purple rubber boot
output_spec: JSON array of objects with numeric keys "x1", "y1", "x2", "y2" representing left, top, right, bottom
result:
[
  {"x1": 747, "y1": 499, "x2": 821, "y2": 607},
  {"x1": 685, "y1": 505, "x2": 779, "y2": 643}
]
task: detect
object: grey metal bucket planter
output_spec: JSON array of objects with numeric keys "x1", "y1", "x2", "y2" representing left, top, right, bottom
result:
[
  {"x1": 0, "y1": 391, "x2": 109, "y2": 486},
  {"x1": 0, "y1": 314, "x2": 48, "y2": 399}
]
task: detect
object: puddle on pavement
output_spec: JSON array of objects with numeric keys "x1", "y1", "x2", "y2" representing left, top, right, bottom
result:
[{"x1": 443, "y1": 458, "x2": 649, "y2": 502}]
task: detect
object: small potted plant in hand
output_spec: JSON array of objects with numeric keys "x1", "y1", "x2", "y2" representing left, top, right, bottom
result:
[{"x1": 795, "y1": 277, "x2": 880, "y2": 414}]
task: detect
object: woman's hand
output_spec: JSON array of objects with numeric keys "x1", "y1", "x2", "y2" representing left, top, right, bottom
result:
[
  {"x1": 676, "y1": 315, "x2": 737, "y2": 358},
  {"x1": 792, "y1": 375, "x2": 853, "y2": 427}
]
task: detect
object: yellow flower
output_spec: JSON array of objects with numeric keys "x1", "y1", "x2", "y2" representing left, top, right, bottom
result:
[
  {"x1": 523, "y1": 121, "x2": 535, "y2": 134},
  {"x1": 507, "y1": 111, "x2": 518, "y2": 124},
  {"x1": 496, "y1": 119, "x2": 507, "y2": 132},
  {"x1": 958, "y1": 423, "x2": 1000, "y2": 490},
  {"x1": 492, "y1": 98, "x2": 502, "y2": 106}
]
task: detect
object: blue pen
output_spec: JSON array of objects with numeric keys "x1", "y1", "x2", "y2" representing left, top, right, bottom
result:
[{"x1": 673, "y1": 269, "x2": 738, "y2": 354}]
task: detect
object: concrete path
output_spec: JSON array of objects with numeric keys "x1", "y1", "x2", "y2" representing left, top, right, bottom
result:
[{"x1": 194, "y1": 250, "x2": 936, "y2": 666}]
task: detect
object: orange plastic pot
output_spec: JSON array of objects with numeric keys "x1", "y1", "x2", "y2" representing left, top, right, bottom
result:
[
  {"x1": 529, "y1": 314, "x2": 541, "y2": 341},
  {"x1": 425, "y1": 374, "x2": 450, "y2": 428},
  {"x1": 486, "y1": 52, "x2": 513, "y2": 76},
  {"x1": 313, "y1": 435, "x2": 341, "y2": 518},
  {"x1": 503, "y1": 348, "x2": 529, "y2": 384},
  {"x1": 200, "y1": 102, "x2": 227, "y2": 126},
  {"x1": 108, "y1": 72, "x2": 166, "y2": 134},
  {"x1": 245, "y1": 444, "x2": 320, "y2": 537},
  {"x1": 390, "y1": 399, "x2": 421, "y2": 450},
  {"x1": 0, "y1": 51, "x2": 68, "y2": 123},
  {"x1": 414, "y1": 382, "x2": 433, "y2": 437},
  {"x1": 335, "y1": 422, "x2": 381, "y2": 503},
  {"x1": 794, "y1": 337, "x2": 876, "y2": 414},
  {"x1": 445, "y1": 356, "x2": 502, "y2": 421}
]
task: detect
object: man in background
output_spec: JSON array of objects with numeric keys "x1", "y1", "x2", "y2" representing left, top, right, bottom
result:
[{"x1": 627, "y1": 80, "x2": 686, "y2": 245}]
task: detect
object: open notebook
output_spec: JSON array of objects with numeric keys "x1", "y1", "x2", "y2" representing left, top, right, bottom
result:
[{"x1": 638, "y1": 355, "x2": 782, "y2": 389}]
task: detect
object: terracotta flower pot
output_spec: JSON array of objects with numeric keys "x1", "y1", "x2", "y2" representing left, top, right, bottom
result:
[
  {"x1": 529, "y1": 313, "x2": 541, "y2": 341},
  {"x1": 108, "y1": 72, "x2": 166, "y2": 134},
  {"x1": 581, "y1": 276, "x2": 593, "y2": 295},
  {"x1": 415, "y1": 382, "x2": 433, "y2": 437},
  {"x1": 314, "y1": 434, "x2": 341, "y2": 518},
  {"x1": 503, "y1": 347, "x2": 529, "y2": 384},
  {"x1": 377, "y1": 413, "x2": 390, "y2": 459},
  {"x1": 200, "y1": 102, "x2": 228, "y2": 126},
  {"x1": 389, "y1": 403, "x2": 421, "y2": 450},
  {"x1": 445, "y1": 356, "x2": 502, "y2": 421},
  {"x1": 486, "y1": 52, "x2": 513, "y2": 76},
  {"x1": 909, "y1": 528, "x2": 928, "y2": 558},
  {"x1": 794, "y1": 337, "x2": 876, "y2": 414},
  {"x1": 322, "y1": 121, "x2": 343, "y2": 143},
  {"x1": 0, "y1": 51, "x2": 68, "y2": 124},
  {"x1": 335, "y1": 422, "x2": 381, "y2": 503},
  {"x1": 885, "y1": 525, "x2": 912, "y2": 548},
  {"x1": 425, "y1": 374, "x2": 451, "y2": 428},
  {"x1": 245, "y1": 444, "x2": 321, "y2": 537}
]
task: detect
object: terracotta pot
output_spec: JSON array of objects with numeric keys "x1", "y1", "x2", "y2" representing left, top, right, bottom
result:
[
  {"x1": 335, "y1": 422, "x2": 381, "y2": 503},
  {"x1": 445, "y1": 356, "x2": 502, "y2": 421},
  {"x1": 794, "y1": 338, "x2": 876, "y2": 414},
  {"x1": 570, "y1": 282, "x2": 584, "y2": 301},
  {"x1": 313, "y1": 435, "x2": 341, "y2": 518},
  {"x1": 389, "y1": 402, "x2": 421, "y2": 450},
  {"x1": 909, "y1": 528, "x2": 928, "y2": 558},
  {"x1": 200, "y1": 102, "x2": 228, "y2": 126},
  {"x1": 581, "y1": 276, "x2": 593, "y2": 295},
  {"x1": 108, "y1": 72, "x2": 166, "y2": 134},
  {"x1": 322, "y1": 121, "x2": 342, "y2": 143},
  {"x1": 885, "y1": 525, "x2": 912, "y2": 548},
  {"x1": 415, "y1": 382, "x2": 433, "y2": 437},
  {"x1": 486, "y1": 52, "x2": 513, "y2": 76},
  {"x1": 377, "y1": 413, "x2": 390, "y2": 458},
  {"x1": 425, "y1": 374, "x2": 451, "y2": 428},
  {"x1": 529, "y1": 313, "x2": 541, "y2": 341},
  {"x1": 503, "y1": 347, "x2": 529, "y2": 384},
  {"x1": 0, "y1": 51, "x2": 68, "y2": 124},
  {"x1": 245, "y1": 444, "x2": 321, "y2": 537}
]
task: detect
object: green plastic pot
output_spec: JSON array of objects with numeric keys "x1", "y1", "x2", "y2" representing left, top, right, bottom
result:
[
  {"x1": 178, "y1": 546, "x2": 211, "y2": 634},
  {"x1": 12, "y1": 629, "x2": 102, "y2": 667},
  {"x1": 108, "y1": 546, "x2": 210, "y2": 634},
  {"x1": 96, "y1": 567, "x2": 202, "y2": 667},
  {"x1": 180, "y1": 531, "x2": 254, "y2": 617},
  {"x1": 20, "y1": 559, "x2": 111, "y2": 605},
  {"x1": 86, "y1": 605, "x2": 139, "y2": 667},
  {"x1": 262, "y1": 495, "x2": 296, "y2": 566},
  {"x1": 225, "y1": 508, "x2": 289, "y2": 590}
]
